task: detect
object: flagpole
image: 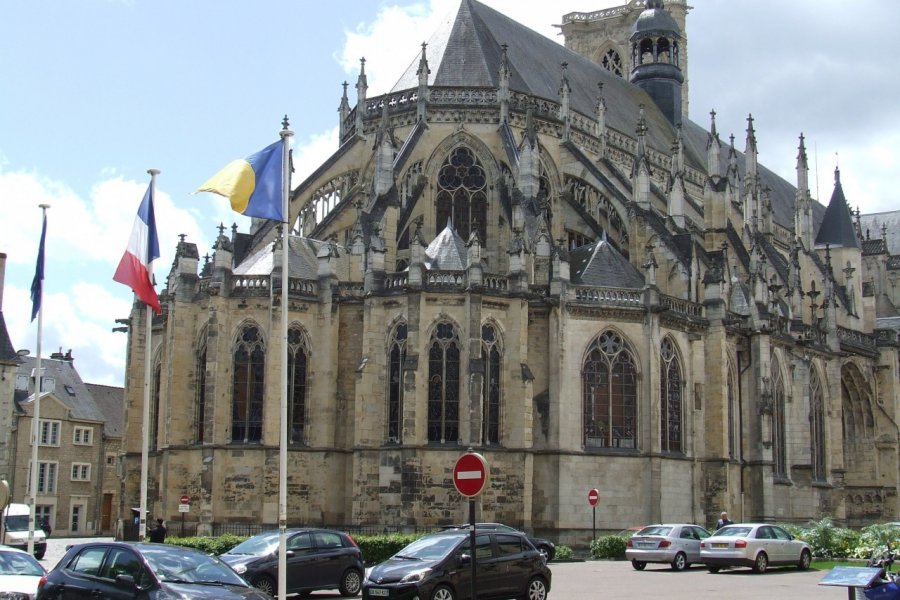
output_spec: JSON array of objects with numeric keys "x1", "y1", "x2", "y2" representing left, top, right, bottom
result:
[
  {"x1": 278, "y1": 117, "x2": 293, "y2": 600},
  {"x1": 28, "y1": 203, "x2": 49, "y2": 557},
  {"x1": 139, "y1": 168, "x2": 160, "y2": 541}
]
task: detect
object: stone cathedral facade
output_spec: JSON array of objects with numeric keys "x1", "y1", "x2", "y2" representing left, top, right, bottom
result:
[{"x1": 120, "y1": 0, "x2": 900, "y2": 545}]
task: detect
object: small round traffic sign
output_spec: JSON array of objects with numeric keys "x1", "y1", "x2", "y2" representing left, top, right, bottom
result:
[
  {"x1": 588, "y1": 488, "x2": 599, "y2": 506},
  {"x1": 453, "y1": 452, "x2": 488, "y2": 497},
  {"x1": 180, "y1": 495, "x2": 190, "y2": 504}
]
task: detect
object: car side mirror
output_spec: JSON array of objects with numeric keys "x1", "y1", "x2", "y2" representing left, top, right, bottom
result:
[
  {"x1": 285, "y1": 550, "x2": 295, "y2": 558},
  {"x1": 115, "y1": 574, "x2": 136, "y2": 589},
  {"x1": 457, "y1": 553, "x2": 471, "y2": 566}
]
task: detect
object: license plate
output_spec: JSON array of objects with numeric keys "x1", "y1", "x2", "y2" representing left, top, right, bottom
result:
[
  {"x1": 639, "y1": 542, "x2": 655, "y2": 548},
  {"x1": 368, "y1": 588, "x2": 389, "y2": 597},
  {"x1": 712, "y1": 543, "x2": 728, "y2": 549}
]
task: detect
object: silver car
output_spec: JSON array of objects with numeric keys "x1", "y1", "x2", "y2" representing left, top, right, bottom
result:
[
  {"x1": 700, "y1": 523, "x2": 812, "y2": 573},
  {"x1": 625, "y1": 524, "x2": 711, "y2": 571}
]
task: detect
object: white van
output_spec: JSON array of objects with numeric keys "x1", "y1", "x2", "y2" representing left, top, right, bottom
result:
[{"x1": 1, "y1": 503, "x2": 46, "y2": 559}]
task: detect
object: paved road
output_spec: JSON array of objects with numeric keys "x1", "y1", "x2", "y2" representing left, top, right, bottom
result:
[{"x1": 40, "y1": 538, "x2": 858, "y2": 599}]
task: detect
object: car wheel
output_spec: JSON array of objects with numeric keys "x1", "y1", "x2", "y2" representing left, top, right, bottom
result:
[
  {"x1": 798, "y1": 549, "x2": 812, "y2": 571},
  {"x1": 339, "y1": 568, "x2": 362, "y2": 596},
  {"x1": 538, "y1": 544, "x2": 553, "y2": 562},
  {"x1": 523, "y1": 576, "x2": 548, "y2": 600},
  {"x1": 707, "y1": 566, "x2": 720, "y2": 573},
  {"x1": 431, "y1": 584, "x2": 455, "y2": 600},
  {"x1": 671, "y1": 552, "x2": 687, "y2": 571},
  {"x1": 34, "y1": 549, "x2": 46, "y2": 560},
  {"x1": 753, "y1": 552, "x2": 768, "y2": 574},
  {"x1": 631, "y1": 560, "x2": 647, "y2": 570},
  {"x1": 253, "y1": 574, "x2": 276, "y2": 596}
]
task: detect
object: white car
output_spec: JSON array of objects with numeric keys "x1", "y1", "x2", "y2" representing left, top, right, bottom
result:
[
  {"x1": 0, "y1": 545, "x2": 47, "y2": 599},
  {"x1": 700, "y1": 523, "x2": 812, "y2": 573},
  {"x1": 625, "y1": 524, "x2": 711, "y2": 571}
]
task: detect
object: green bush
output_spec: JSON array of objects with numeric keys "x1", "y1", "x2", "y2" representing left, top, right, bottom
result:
[
  {"x1": 166, "y1": 533, "x2": 247, "y2": 556},
  {"x1": 783, "y1": 518, "x2": 860, "y2": 559},
  {"x1": 553, "y1": 545, "x2": 574, "y2": 561},
  {"x1": 355, "y1": 533, "x2": 422, "y2": 566},
  {"x1": 591, "y1": 535, "x2": 627, "y2": 560},
  {"x1": 854, "y1": 524, "x2": 900, "y2": 560}
]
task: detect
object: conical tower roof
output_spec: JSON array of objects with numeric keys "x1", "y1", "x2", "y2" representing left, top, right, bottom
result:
[{"x1": 815, "y1": 168, "x2": 860, "y2": 249}]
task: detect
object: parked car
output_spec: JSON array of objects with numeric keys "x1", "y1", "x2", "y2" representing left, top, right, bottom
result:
[
  {"x1": 699, "y1": 523, "x2": 812, "y2": 573},
  {"x1": 1, "y1": 503, "x2": 47, "y2": 559},
  {"x1": 219, "y1": 528, "x2": 363, "y2": 597},
  {"x1": 36, "y1": 541, "x2": 272, "y2": 599},
  {"x1": 441, "y1": 522, "x2": 556, "y2": 562},
  {"x1": 363, "y1": 528, "x2": 551, "y2": 600},
  {"x1": 0, "y1": 544, "x2": 47, "y2": 599},
  {"x1": 625, "y1": 523, "x2": 711, "y2": 571},
  {"x1": 616, "y1": 526, "x2": 645, "y2": 538}
]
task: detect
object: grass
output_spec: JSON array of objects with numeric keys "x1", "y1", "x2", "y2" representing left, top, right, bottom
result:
[{"x1": 812, "y1": 559, "x2": 867, "y2": 571}]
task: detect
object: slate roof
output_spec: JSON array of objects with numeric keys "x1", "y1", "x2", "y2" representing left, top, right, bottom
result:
[
  {"x1": 388, "y1": 0, "x2": 822, "y2": 234},
  {"x1": 425, "y1": 221, "x2": 468, "y2": 271},
  {"x1": 233, "y1": 236, "x2": 327, "y2": 279},
  {"x1": 815, "y1": 169, "x2": 860, "y2": 249},
  {"x1": 86, "y1": 383, "x2": 124, "y2": 438},
  {"x1": 570, "y1": 239, "x2": 645, "y2": 288},
  {"x1": 0, "y1": 311, "x2": 16, "y2": 362},
  {"x1": 17, "y1": 356, "x2": 107, "y2": 424}
]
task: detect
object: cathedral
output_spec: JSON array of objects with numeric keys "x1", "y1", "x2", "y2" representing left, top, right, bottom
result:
[{"x1": 120, "y1": 0, "x2": 900, "y2": 547}]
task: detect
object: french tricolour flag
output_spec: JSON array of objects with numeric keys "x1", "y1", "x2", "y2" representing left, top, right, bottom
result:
[{"x1": 113, "y1": 183, "x2": 161, "y2": 314}]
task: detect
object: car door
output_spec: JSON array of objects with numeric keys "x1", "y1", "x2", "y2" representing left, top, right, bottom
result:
[
  {"x1": 689, "y1": 527, "x2": 710, "y2": 563},
  {"x1": 311, "y1": 530, "x2": 349, "y2": 590},
  {"x1": 769, "y1": 525, "x2": 795, "y2": 565},
  {"x1": 676, "y1": 526, "x2": 699, "y2": 562},
  {"x1": 57, "y1": 545, "x2": 111, "y2": 600},
  {"x1": 493, "y1": 533, "x2": 535, "y2": 597},
  {"x1": 285, "y1": 532, "x2": 319, "y2": 592},
  {"x1": 469, "y1": 533, "x2": 504, "y2": 598},
  {"x1": 754, "y1": 526, "x2": 776, "y2": 563},
  {"x1": 95, "y1": 546, "x2": 148, "y2": 599}
]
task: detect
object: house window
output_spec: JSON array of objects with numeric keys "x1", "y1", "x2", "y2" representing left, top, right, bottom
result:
[
  {"x1": 427, "y1": 321, "x2": 460, "y2": 444},
  {"x1": 36, "y1": 505, "x2": 52, "y2": 530},
  {"x1": 71, "y1": 463, "x2": 91, "y2": 481},
  {"x1": 232, "y1": 324, "x2": 265, "y2": 443},
  {"x1": 810, "y1": 366, "x2": 826, "y2": 482},
  {"x1": 287, "y1": 326, "x2": 309, "y2": 445},
  {"x1": 660, "y1": 338, "x2": 683, "y2": 453},
  {"x1": 106, "y1": 453, "x2": 116, "y2": 466},
  {"x1": 39, "y1": 420, "x2": 61, "y2": 446},
  {"x1": 36, "y1": 462, "x2": 57, "y2": 494},
  {"x1": 481, "y1": 324, "x2": 502, "y2": 445},
  {"x1": 73, "y1": 426, "x2": 93, "y2": 446},
  {"x1": 435, "y1": 147, "x2": 488, "y2": 243},
  {"x1": 387, "y1": 322, "x2": 407, "y2": 444},
  {"x1": 583, "y1": 331, "x2": 637, "y2": 449}
]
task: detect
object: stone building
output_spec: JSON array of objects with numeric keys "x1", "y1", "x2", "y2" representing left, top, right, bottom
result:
[{"x1": 120, "y1": 0, "x2": 900, "y2": 545}]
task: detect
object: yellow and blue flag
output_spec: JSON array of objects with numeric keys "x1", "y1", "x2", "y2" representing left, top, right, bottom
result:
[{"x1": 197, "y1": 139, "x2": 284, "y2": 221}]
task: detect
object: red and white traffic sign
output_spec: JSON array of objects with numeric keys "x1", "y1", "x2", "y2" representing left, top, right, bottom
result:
[
  {"x1": 588, "y1": 488, "x2": 599, "y2": 506},
  {"x1": 180, "y1": 495, "x2": 190, "y2": 505},
  {"x1": 453, "y1": 452, "x2": 489, "y2": 497}
]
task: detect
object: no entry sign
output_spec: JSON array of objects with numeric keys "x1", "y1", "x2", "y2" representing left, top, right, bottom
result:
[
  {"x1": 588, "y1": 488, "x2": 599, "y2": 506},
  {"x1": 453, "y1": 452, "x2": 489, "y2": 497}
]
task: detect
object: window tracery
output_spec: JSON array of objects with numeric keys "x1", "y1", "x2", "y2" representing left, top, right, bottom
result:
[
  {"x1": 195, "y1": 338, "x2": 207, "y2": 444},
  {"x1": 481, "y1": 323, "x2": 502, "y2": 445},
  {"x1": 660, "y1": 338, "x2": 682, "y2": 453},
  {"x1": 287, "y1": 326, "x2": 309, "y2": 445},
  {"x1": 435, "y1": 147, "x2": 487, "y2": 242},
  {"x1": 810, "y1": 366, "x2": 826, "y2": 482},
  {"x1": 583, "y1": 331, "x2": 637, "y2": 449},
  {"x1": 601, "y1": 48, "x2": 623, "y2": 77},
  {"x1": 387, "y1": 322, "x2": 407, "y2": 443},
  {"x1": 232, "y1": 324, "x2": 265, "y2": 444},
  {"x1": 427, "y1": 321, "x2": 460, "y2": 444},
  {"x1": 773, "y1": 359, "x2": 787, "y2": 477}
]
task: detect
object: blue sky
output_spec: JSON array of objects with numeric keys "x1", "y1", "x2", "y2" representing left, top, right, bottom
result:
[{"x1": 2, "y1": 0, "x2": 898, "y2": 386}]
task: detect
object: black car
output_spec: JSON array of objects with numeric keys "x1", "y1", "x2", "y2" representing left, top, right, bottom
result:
[
  {"x1": 35, "y1": 541, "x2": 272, "y2": 599},
  {"x1": 442, "y1": 523, "x2": 556, "y2": 562},
  {"x1": 363, "y1": 528, "x2": 551, "y2": 600},
  {"x1": 219, "y1": 528, "x2": 363, "y2": 597}
]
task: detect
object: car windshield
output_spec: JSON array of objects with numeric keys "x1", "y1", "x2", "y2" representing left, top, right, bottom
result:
[
  {"x1": 394, "y1": 534, "x2": 463, "y2": 560},
  {"x1": 3, "y1": 515, "x2": 29, "y2": 532},
  {"x1": 713, "y1": 526, "x2": 752, "y2": 537},
  {"x1": 224, "y1": 531, "x2": 280, "y2": 555},
  {"x1": 0, "y1": 550, "x2": 45, "y2": 576},
  {"x1": 637, "y1": 526, "x2": 672, "y2": 536},
  {"x1": 141, "y1": 545, "x2": 247, "y2": 586}
]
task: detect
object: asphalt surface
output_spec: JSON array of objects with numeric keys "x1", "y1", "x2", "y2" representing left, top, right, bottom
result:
[{"x1": 39, "y1": 537, "x2": 859, "y2": 599}]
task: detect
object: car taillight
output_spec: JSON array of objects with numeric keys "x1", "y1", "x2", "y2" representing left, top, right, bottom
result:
[
  {"x1": 347, "y1": 534, "x2": 359, "y2": 548},
  {"x1": 700, "y1": 541, "x2": 706, "y2": 548},
  {"x1": 734, "y1": 539, "x2": 748, "y2": 548},
  {"x1": 658, "y1": 540, "x2": 671, "y2": 548},
  {"x1": 38, "y1": 574, "x2": 48, "y2": 589},
  {"x1": 626, "y1": 539, "x2": 633, "y2": 548}
]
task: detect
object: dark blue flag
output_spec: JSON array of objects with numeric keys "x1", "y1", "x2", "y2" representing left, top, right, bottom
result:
[{"x1": 30, "y1": 214, "x2": 46, "y2": 321}]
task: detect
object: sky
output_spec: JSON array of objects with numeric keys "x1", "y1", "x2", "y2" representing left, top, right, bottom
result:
[{"x1": 1, "y1": 0, "x2": 898, "y2": 387}]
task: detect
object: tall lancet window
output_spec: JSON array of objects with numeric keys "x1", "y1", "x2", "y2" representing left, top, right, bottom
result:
[
  {"x1": 150, "y1": 360, "x2": 161, "y2": 451},
  {"x1": 427, "y1": 321, "x2": 460, "y2": 444},
  {"x1": 481, "y1": 323, "x2": 502, "y2": 445},
  {"x1": 232, "y1": 324, "x2": 265, "y2": 443},
  {"x1": 387, "y1": 322, "x2": 407, "y2": 443},
  {"x1": 810, "y1": 366, "x2": 826, "y2": 482},
  {"x1": 287, "y1": 326, "x2": 309, "y2": 445},
  {"x1": 727, "y1": 358, "x2": 739, "y2": 460},
  {"x1": 660, "y1": 337, "x2": 683, "y2": 453},
  {"x1": 195, "y1": 339, "x2": 207, "y2": 443},
  {"x1": 435, "y1": 147, "x2": 487, "y2": 242},
  {"x1": 583, "y1": 331, "x2": 638, "y2": 449},
  {"x1": 773, "y1": 360, "x2": 787, "y2": 478}
]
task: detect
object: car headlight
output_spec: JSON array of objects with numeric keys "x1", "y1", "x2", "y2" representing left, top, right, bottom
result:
[
  {"x1": 0, "y1": 591, "x2": 32, "y2": 600},
  {"x1": 364, "y1": 567, "x2": 373, "y2": 581},
  {"x1": 400, "y1": 567, "x2": 433, "y2": 583},
  {"x1": 231, "y1": 563, "x2": 247, "y2": 574}
]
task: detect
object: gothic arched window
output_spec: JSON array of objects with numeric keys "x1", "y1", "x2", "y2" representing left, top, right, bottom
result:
[
  {"x1": 601, "y1": 48, "x2": 623, "y2": 77},
  {"x1": 427, "y1": 321, "x2": 460, "y2": 444},
  {"x1": 773, "y1": 360, "x2": 787, "y2": 478},
  {"x1": 232, "y1": 324, "x2": 265, "y2": 443},
  {"x1": 810, "y1": 366, "x2": 826, "y2": 482},
  {"x1": 195, "y1": 339, "x2": 207, "y2": 444},
  {"x1": 482, "y1": 323, "x2": 502, "y2": 445},
  {"x1": 727, "y1": 358, "x2": 739, "y2": 460},
  {"x1": 387, "y1": 322, "x2": 407, "y2": 443},
  {"x1": 435, "y1": 147, "x2": 487, "y2": 243},
  {"x1": 150, "y1": 361, "x2": 161, "y2": 451},
  {"x1": 287, "y1": 326, "x2": 309, "y2": 445},
  {"x1": 660, "y1": 338, "x2": 682, "y2": 453},
  {"x1": 583, "y1": 331, "x2": 638, "y2": 449}
]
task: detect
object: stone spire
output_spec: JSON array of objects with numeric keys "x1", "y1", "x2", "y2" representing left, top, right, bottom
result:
[
  {"x1": 338, "y1": 81, "x2": 350, "y2": 140},
  {"x1": 795, "y1": 133, "x2": 814, "y2": 248},
  {"x1": 498, "y1": 43, "x2": 511, "y2": 124},
  {"x1": 632, "y1": 106, "x2": 652, "y2": 209},
  {"x1": 416, "y1": 42, "x2": 430, "y2": 122},
  {"x1": 559, "y1": 62, "x2": 571, "y2": 141},
  {"x1": 355, "y1": 57, "x2": 368, "y2": 134},
  {"x1": 596, "y1": 82, "x2": 608, "y2": 158},
  {"x1": 707, "y1": 109, "x2": 722, "y2": 177}
]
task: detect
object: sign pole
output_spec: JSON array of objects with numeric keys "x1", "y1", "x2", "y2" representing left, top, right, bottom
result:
[
  {"x1": 469, "y1": 498, "x2": 476, "y2": 600},
  {"x1": 588, "y1": 488, "x2": 599, "y2": 546},
  {"x1": 453, "y1": 449, "x2": 488, "y2": 600}
]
